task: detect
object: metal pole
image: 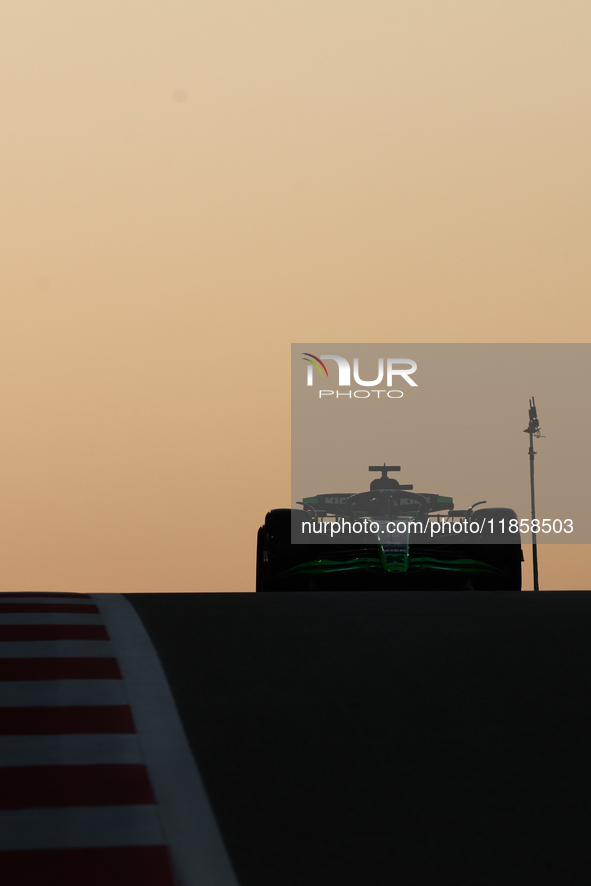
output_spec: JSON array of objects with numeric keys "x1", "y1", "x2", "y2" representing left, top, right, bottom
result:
[
  {"x1": 528, "y1": 430, "x2": 539, "y2": 592},
  {"x1": 524, "y1": 397, "x2": 541, "y2": 593}
]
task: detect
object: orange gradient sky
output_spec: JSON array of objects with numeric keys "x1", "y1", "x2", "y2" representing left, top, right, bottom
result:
[{"x1": 1, "y1": 1, "x2": 589, "y2": 591}]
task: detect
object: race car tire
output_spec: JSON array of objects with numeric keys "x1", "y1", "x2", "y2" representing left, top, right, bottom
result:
[
  {"x1": 461, "y1": 508, "x2": 522, "y2": 590},
  {"x1": 256, "y1": 510, "x2": 313, "y2": 592},
  {"x1": 467, "y1": 507, "x2": 522, "y2": 590},
  {"x1": 469, "y1": 546, "x2": 523, "y2": 590}
]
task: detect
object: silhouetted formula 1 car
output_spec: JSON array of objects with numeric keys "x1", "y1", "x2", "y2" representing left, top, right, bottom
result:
[{"x1": 257, "y1": 465, "x2": 523, "y2": 591}]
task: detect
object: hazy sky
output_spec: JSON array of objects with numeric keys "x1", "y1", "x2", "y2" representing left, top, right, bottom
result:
[{"x1": 1, "y1": 1, "x2": 590, "y2": 591}]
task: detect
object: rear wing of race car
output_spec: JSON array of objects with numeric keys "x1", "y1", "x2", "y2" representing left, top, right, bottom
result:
[{"x1": 300, "y1": 492, "x2": 455, "y2": 519}]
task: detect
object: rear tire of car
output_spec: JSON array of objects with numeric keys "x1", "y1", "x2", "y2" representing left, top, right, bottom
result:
[
  {"x1": 470, "y1": 548, "x2": 522, "y2": 590},
  {"x1": 468, "y1": 508, "x2": 522, "y2": 590},
  {"x1": 255, "y1": 510, "x2": 313, "y2": 592}
]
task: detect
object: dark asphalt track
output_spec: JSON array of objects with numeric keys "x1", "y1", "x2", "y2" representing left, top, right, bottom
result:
[{"x1": 127, "y1": 592, "x2": 591, "y2": 885}]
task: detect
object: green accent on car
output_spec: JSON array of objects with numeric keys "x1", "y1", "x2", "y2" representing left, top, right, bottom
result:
[{"x1": 286, "y1": 549, "x2": 505, "y2": 577}]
